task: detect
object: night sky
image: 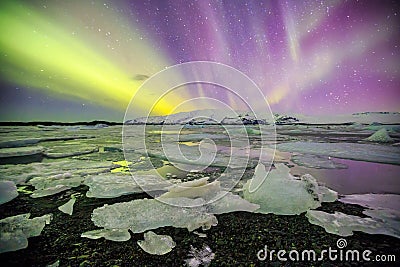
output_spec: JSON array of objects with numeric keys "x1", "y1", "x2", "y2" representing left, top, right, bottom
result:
[{"x1": 0, "y1": 0, "x2": 399, "y2": 122}]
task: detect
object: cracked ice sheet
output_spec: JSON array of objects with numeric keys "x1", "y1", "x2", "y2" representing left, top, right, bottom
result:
[
  {"x1": 0, "y1": 160, "x2": 114, "y2": 185},
  {"x1": 84, "y1": 174, "x2": 172, "y2": 198},
  {"x1": 43, "y1": 144, "x2": 98, "y2": 158},
  {"x1": 89, "y1": 189, "x2": 257, "y2": 235},
  {"x1": 147, "y1": 143, "x2": 250, "y2": 169},
  {"x1": 276, "y1": 142, "x2": 400, "y2": 165},
  {"x1": 91, "y1": 197, "x2": 218, "y2": 233}
]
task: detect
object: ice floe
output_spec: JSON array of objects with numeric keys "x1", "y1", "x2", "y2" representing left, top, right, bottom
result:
[
  {"x1": 29, "y1": 173, "x2": 83, "y2": 198},
  {"x1": 339, "y1": 193, "x2": 400, "y2": 211},
  {"x1": 158, "y1": 176, "x2": 259, "y2": 213},
  {"x1": 31, "y1": 185, "x2": 71, "y2": 198},
  {"x1": 291, "y1": 154, "x2": 348, "y2": 169},
  {"x1": 0, "y1": 160, "x2": 114, "y2": 185},
  {"x1": 0, "y1": 146, "x2": 44, "y2": 158},
  {"x1": 86, "y1": 175, "x2": 259, "y2": 238},
  {"x1": 158, "y1": 177, "x2": 220, "y2": 200},
  {"x1": 277, "y1": 142, "x2": 400, "y2": 165},
  {"x1": 306, "y1": 210, "x2": 399, "y2": 238},
  {"x1": 0, "y1": 135, "x2": 95, "y2": 148},
  {"x1": 137, "y1": 231, "x2": 176, "y2": 255},
  {"x1": 44, "y1": 145, "x2": 98, "y2": 158},
  {"x1": 0, "y1": 213, "x2": 52, "y2": 253},
  {"x1": 0, "y1": 181, "x2": 18, "y2": 205}
]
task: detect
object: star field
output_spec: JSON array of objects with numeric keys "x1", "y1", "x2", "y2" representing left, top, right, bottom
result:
[{"x1": 0, "y1": 0, "x2": 399, "y2": 121}]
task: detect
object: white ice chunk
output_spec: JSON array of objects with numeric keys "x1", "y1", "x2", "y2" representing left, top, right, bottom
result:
[
  {"x1": 0, "y1": 213, "x2": 52, "y2": 253},
  {"x1": 306, "y1": 210, "x2": 399, "y2": 238},
  {"x1": 29, "y1": 173, "x2": 82, "y2": 190},
  {"x1": 58, "y1": 198, "x2": 76, "y2": 215},
  {"x1": 365, "y1": 128, "x2": 394, "y2": 143},
  {"x1": 81, "y1": 228, "x2": 131, "y2": 241},
  {"x1": 0, "y1": 180, "x2": 18, "y2": 205},
  {"x1": 137, "y1": 231, "x2": 176, "y2": 255},
  {"x1": 31, "y1": 185, "x2": 71, "y2": 198},
  {"x1": 243, "y1": 163, "x2": 324, "y2": 215}
]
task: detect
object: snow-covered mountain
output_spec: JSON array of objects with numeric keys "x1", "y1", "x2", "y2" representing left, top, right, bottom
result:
[
  {"x1": 125, "y1": 109, "x2": 271, "y2": 125},
  {"x1": 125, "y1": 110, "x2": 400, "y2": 125}
]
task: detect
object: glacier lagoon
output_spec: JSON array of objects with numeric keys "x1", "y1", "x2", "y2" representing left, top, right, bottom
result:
[{"x1": 0, "y1": 120, "x2": 399, "y2": 266}]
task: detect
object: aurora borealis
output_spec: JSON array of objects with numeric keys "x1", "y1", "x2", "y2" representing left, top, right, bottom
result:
[{"x1": 0, "y1": 0, "x2": 399, "y2": 121}]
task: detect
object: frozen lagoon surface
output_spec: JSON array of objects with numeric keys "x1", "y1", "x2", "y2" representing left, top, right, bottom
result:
[{"x1": 0, "y1": 122, "x2": 399, "y2": 265}]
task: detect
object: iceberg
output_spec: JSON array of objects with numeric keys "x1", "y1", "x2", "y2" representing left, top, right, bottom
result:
[
  {"x1": 365, "y1": 128, "x2": 394, "y2": 143},
  {"x1": 243, "y1": 163, "x2": 337, "y2": 215},
  {"x1": 158, "y1": 176, "x2": 260, "y2": 213},
  {"x1": 29, "y1": 172, "x2": 82, "y2": 190},
  {"x1": 158, "y1": 178, "x2": 220, "y2": 200}
]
